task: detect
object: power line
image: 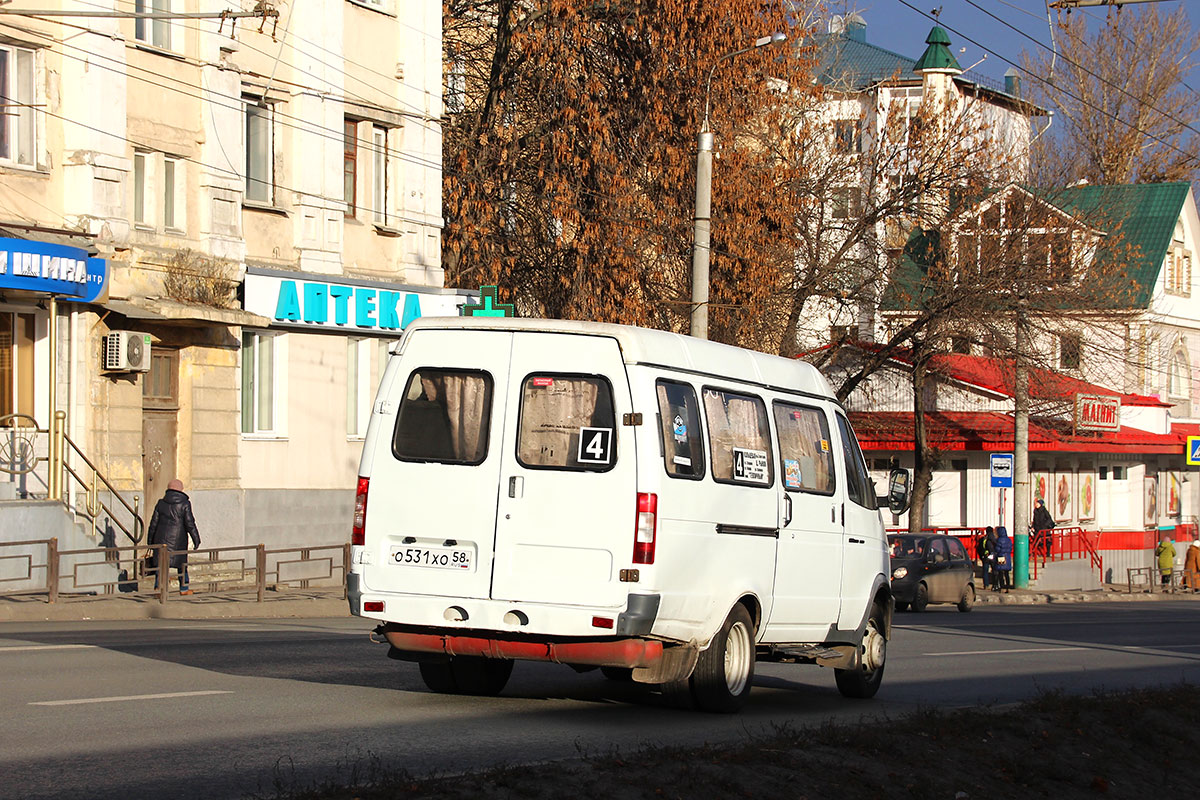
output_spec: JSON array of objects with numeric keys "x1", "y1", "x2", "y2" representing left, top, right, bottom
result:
[
  {"x1": 961, "y1": 0, "x2": 1200, "y2": 141},
  {"x1": 893, "y1": 0, "x2": 1200, "y2": 170}
]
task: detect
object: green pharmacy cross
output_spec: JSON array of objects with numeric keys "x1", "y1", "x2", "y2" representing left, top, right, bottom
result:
[{"x1": 461, "y1": 285, "x2": 514, "y2": 317}]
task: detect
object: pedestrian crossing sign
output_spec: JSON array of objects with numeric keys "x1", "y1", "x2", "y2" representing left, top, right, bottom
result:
[{"x1": 1188, "y1": 436, "x2": 1200, "y2": 466}]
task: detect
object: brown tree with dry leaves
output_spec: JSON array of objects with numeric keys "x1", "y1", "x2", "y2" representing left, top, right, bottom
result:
[
  {"x1": 1024, "y1": 6, "x2": 1200, "y2": 186},
  {"x1": 442, "y1": 0, "x2": 821, "y2": 347}
]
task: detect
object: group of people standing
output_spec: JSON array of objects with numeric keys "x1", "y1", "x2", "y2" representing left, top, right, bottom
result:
[{"x1": 977, "y1": 525, "x2": 1013, "y2": 593}]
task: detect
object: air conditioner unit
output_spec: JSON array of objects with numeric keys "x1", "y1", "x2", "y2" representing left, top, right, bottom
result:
[{"x1": 103, "y1": 331, "x2": 152, "y2": 372}]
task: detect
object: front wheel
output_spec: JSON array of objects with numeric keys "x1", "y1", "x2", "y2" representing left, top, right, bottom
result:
[
  {"x1": 957, "y1": 584, "x2": 976, "y2": 613},
  {"x1": 835, "y1": 602, "x2": 887, "y2": 699},
  {"x1": 689, "y1": 603, "x2": 756, "y2": 713},
  {"x1": 911, "y1": 582, "x2": 930, "y2": 612},
  {"x1": 419, "y1": 656, "x2": 513, "y2": 696}
]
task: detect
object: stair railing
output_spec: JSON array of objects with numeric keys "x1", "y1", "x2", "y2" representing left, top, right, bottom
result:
[{"x1": 48, "y1": 411, "x2": 144, "y2": 548}]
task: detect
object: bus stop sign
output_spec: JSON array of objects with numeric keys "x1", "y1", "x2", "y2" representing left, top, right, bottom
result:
[{"x1": 990, "y1": 453, "x2": 1014, "y2": 488}]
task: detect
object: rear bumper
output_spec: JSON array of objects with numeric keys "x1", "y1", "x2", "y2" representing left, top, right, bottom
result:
[{"x1": 381, "y1": 625, "x2": 665, "y2": 668}]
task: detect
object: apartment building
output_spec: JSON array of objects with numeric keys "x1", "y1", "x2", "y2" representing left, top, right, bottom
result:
[{"x1": 0, "y1": 0, "x2": 469, "y2": 547}]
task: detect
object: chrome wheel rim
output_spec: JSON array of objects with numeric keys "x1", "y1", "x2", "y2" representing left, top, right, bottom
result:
[
  {"x1": 861, "y1": 620, "x2": 886, "y2": 673},
  {"x1": 724, "y1": 620, "x2": 752, "y2": 695}
]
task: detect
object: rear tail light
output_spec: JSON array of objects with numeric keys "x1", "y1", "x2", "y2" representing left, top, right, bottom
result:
[
  {"x1": 363, "y1": 601, "x2": 384, "y2": 613},
  {"x1": 352, "y1": 476, "x2": 369, "y2": 546},
  {"x1": 633, "y1": 492, "x2": 657, "y2": 564}
]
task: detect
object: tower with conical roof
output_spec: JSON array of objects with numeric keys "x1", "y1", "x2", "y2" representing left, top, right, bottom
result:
[{"x1": 913, "y1": 26, "x2": 963, "y2": 111}]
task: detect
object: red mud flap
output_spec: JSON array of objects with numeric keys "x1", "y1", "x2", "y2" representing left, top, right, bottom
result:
[{"x1": 384, "y1": 630, "x2": 664, "y2": 668}]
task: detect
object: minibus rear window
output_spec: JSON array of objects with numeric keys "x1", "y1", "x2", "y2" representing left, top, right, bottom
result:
[
  {"x1": 773, "y1": 402, "x2": 835, "y2": 495},
  {"x1": 702, "y1": 388, "x2": 773, "y2": 487},
  {"x1": 656, "y1": 380, "x2": 705, "y2": 479},
  {"x1": 392, "y1": 369, "x2": 492, "y2": 464},
  {"x1": 517, "y1": 374, "x2": 616, "y2": 471}
]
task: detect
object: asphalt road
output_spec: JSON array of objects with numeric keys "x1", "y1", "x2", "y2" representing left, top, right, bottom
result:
[{"x1": 2, "y1": 601, "x2": 1198, "y2": 800}]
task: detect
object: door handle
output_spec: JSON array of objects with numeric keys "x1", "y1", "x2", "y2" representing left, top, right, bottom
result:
[
  {"x1": 508, "y1": 476, "x2": 523, "y2": 498},
  {"x1": 848, "y1": 537, "x2": 866, "y2": 544},
  {"x1": 783, "y1": 494, "x2": 792, "y2": 527}
]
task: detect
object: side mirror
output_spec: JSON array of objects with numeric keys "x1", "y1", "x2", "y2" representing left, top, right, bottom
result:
[{"x1": 886, "y1": 468, "x2": 912, "y2": 515}]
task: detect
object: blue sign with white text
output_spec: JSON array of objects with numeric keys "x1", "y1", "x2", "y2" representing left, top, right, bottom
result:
[
  {"x1": 990, "y1": 453, "x2": 1014, "y2": 488},
  {"x1": 0, "y1": 237, "x2": 104, "y2": 298}
]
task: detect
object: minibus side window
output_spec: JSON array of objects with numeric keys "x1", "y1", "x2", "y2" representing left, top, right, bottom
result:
[
  {"x1": 656, "y1": 380, "x2": 705, "y2": 479},
  {"x1": 702, "y1": 387, "x2": 773, "y2": 487},
  {"x1": 772, "y1": 402, "x2": 835, "y2": 495},
  {"x1": 392, "y1": 369, "x2": 492, "y2": 464},
  {"x1": 835, "y1": 411, "x2": 875, "y2": 508},
  {"x1": 516, "y1": 374, "x2": 616, "y2": 471}
]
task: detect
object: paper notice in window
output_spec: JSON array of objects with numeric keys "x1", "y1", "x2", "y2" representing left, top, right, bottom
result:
[{"x1": 732, "y1": 448, "x2": 768, "y2": 484}]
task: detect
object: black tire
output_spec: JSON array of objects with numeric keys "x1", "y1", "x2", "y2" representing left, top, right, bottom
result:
[
  {"x1": 835, "y1": 602, "x2": 887, "y2": 699},
  {"x1": 690, "y1": 603, "x2": 756, "y2": 713},
  {"x1": 600, "y1": 666, "x2": 633, "y2": 682},
  {"x1": 911, "y1": 582, "x2": 930, "y2": 612},
  {"x1": 894, "y1": 601, "x2": 910, "y2": 612},
  {"x1": 418, "y1": 656, "x2": 513, "y2": 696},
  {"x1": 957, "y1": 584, "x2": 976, "y2": 613}
]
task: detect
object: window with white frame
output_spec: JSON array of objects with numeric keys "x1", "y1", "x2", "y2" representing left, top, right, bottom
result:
[
  {"x1": 343, "y1": 118, "x2": 358, "y2": 217},
  {"x1": 1059, "y1": 332, "x2": 1082, "y2": 370},
  {"x1": 833, "y1": 118, "x2": 862, "y2": 154},
  {"x1": 832, "y1": 186, "x2": 862, "y2": 220},
  {"x1": 241, "y1": 332, "x2": 284, "y2": 435},
  {"x1": 0, "y1": 44, "x2": 36, "y2": 168},
  {"x1": 1167, "y1": 247, "x2": 1192, "y2": 297},
  {"x1": 346, "y1": 338, "x2": 371, "y2": 438},
  {"x1": 132, "y1": 152, "x2": 185, "y2": 231},
  {"x1": 372, "y1": 126, "x2": 389, "y2": 225},
  {"x1": 163, "y1": 155, "x2": 182, "y2": 230},
  {"x1": 1169, "y1": 345, "x2": 1190, "y2": 400},
  {"x1": 133, "y1": 152, "x2": 148, "y2": 225},
  {"x1": 244, "y1": 96, "x2": 273, "y2": 205},
  {"x1": 134, "y1": 0, "x2": 172, "y2": 50}
]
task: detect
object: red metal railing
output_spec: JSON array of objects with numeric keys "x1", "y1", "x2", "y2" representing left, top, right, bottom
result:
[{"x1": 1029, "y1": 527, "x2": 1102, "y2": 581}]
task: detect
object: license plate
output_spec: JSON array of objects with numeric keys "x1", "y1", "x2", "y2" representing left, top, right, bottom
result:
[{"x1": 389, "y1": 544, "x2": 473, "y2": 571}]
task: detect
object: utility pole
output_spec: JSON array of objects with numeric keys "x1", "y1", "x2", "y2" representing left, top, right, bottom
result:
[{"x1": 1013, "y1": 302, "x2": 1031, "y2": 589}]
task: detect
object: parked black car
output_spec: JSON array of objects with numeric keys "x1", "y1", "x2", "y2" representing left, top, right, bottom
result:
[{"x1": 887, "y1": 534, "x2": 975, "y2": 612}]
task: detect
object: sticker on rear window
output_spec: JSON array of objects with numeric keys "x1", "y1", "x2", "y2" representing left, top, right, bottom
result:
[
  {"x1": 732, "y1": 448, "x2": 768, "y2": 484},
  {"x1": 532, "y1": 377, "x2": 554, "y2": 387},
  {"x1": 673, "y1": 415, "x2": 688, "y2": 442},
  {"x1": 577, "y1": 427, "x2": 613, "y2": 464},
  {"x1": 784, "y1": 459, "x2": 802, "y2": 489}
]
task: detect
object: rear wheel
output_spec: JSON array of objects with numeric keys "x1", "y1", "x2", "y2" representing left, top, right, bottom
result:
[
  {"x1": 835, "y1": 602, "x2": 887, "y2": 699},
  {"x1": 418, "y1": 656, "x2": 513, "y2": 696},
  {"x1": 689, "y1": 603, "x2": 756, "y2": 713},
  {"x1": 957, "y1": 584, "x2": 976, "y2": 613},
  {"x1": 911, "y1": 582, "x2": 930, "y2": 612}
]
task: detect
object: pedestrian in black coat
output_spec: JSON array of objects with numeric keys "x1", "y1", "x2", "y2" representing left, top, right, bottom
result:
[
  {"x1": 1032, "y1": 498, "x2": 1056, "y2": 558},
  {"x1": 147, "y1": 479, "x2": 201, "y2": 594}
]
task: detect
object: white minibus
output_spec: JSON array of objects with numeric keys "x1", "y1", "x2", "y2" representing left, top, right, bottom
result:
[{"x1": 349, "y1": 317, "x2": 910, "y2": 712}]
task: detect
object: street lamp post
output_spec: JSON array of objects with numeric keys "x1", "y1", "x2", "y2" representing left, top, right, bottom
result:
[{"x1": 691, "y1": 31, "x2": 787, "y2": 340}]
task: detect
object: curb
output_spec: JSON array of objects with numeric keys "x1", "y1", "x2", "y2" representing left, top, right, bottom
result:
[
  {"x1": 976, "y1": 587, "x2": 1197, "y2": 605},
  {"x1": 0, "y1": 592, "x2": 350, "y2": 622}
]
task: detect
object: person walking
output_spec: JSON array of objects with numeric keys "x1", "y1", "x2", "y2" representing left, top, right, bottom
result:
[
  {"x1": 1184, "y1": 539, "x2": 1200, "y2": 592},
  {"x1": 994, "y1": 526, "x2": 1013, "y2": 593},
  {"x1": 1031, "y1": 498, "x2": 1056, "y2": 559},
  {"x1": 979, "y1": 526, "x2": 996, "y2": 592},
  {"x1": 1155, "y1": 531, "x2": 1177, "y2": 589},
  {"x1": 146, "y1": 479, "x2": 202, "y2": 594}
]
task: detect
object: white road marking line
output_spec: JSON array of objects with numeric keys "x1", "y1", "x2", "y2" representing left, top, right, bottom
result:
[
  {"x1": 30, "y1": 690, "x2": 233, "y2": 707},
  {"x1": 0, "y1": 644, "x2": 97, "y2": 653},
  {"x1": 924, "y1": 646, "x2": 1089, "y2": 656}
]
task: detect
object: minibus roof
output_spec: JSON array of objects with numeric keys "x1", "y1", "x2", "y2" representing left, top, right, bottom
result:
[{"x1": 403, "y1": 317, "x2": 837, "y2": 400}]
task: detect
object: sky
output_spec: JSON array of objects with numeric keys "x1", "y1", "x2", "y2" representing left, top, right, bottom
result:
[{"x1": 838, "y1": 0, "x2": 1199, "y2": 87}]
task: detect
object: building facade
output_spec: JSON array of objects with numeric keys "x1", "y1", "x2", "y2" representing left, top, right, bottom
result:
[{"x1": 0, "y1": 1, "x2": 465, "y2": 549}]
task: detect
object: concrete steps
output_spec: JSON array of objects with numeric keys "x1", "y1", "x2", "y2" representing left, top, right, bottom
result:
[{"x1": 1030, "y1": 558, "x2": 1101, "y2": 591}]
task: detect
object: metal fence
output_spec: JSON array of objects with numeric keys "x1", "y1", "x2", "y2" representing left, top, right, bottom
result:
[{"x1": 0, "y1": 538, "x2": 350, "y2": 603}]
